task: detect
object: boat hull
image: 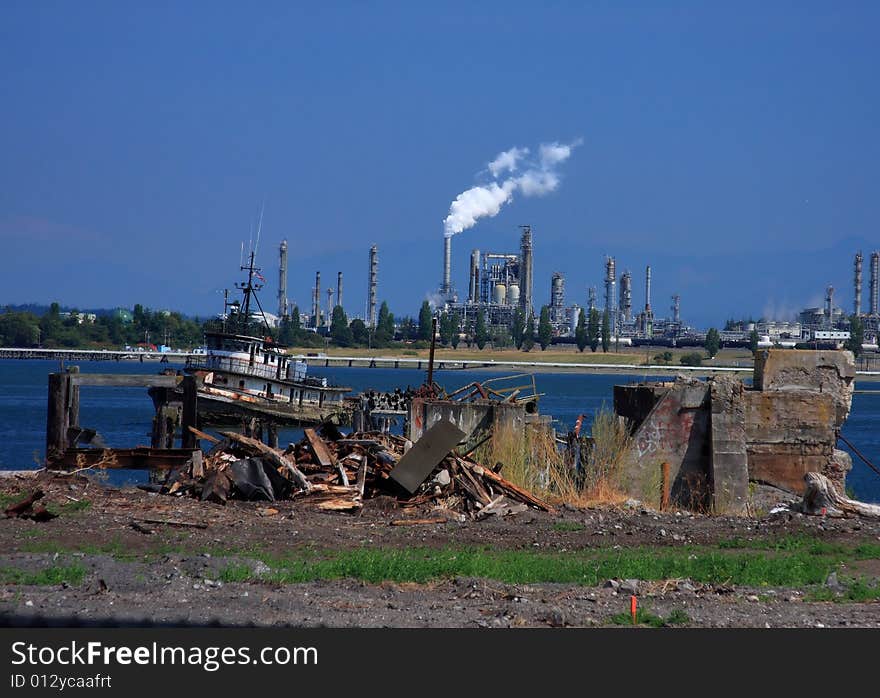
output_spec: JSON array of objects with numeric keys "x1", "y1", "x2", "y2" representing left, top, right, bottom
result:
[{"x1": 195, "y1": 389, "x2": 351, "y2": 427}]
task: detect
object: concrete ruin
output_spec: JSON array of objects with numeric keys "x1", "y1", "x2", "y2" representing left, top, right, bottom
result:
[{"x1": 614, "y1": 349, "x2": 855, "y2": 515}]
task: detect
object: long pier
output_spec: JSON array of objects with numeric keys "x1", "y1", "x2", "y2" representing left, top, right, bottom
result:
[
  {"x1": 0, "y1": 348, "x2": 197, "y2": 361},
  {"x1": 3, "y1": 347, "x2": 878, "y2": 377}
]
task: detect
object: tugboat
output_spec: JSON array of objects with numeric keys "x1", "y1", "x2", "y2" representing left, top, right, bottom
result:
[{"x1": 181, "y1": 248, "x2": 352, "y2": 427}]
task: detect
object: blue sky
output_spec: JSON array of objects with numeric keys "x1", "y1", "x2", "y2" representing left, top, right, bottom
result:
[{"x1": 2, "y1": 1, "x2": 878, "y2": 327}]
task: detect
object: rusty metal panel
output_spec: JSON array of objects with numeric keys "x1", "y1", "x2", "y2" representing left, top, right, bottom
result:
[{"x1": 389, "y1": 419, "x2": 466, "y2": 495}]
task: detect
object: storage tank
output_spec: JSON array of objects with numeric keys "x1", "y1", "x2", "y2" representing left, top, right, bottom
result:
[
  {"x1": 493, "y1": 284, "x2": 507, "y2": 305},
  {"x1": 508, "y1": 283, "x2": 520, "y2": 306},
  {"x1": 570, "y1": 305, "x2": 580, "y2": 335}
]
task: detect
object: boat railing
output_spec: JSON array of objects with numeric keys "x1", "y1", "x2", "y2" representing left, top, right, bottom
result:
[{"x1": 187, "y1": 355, "x2": 285, "y2": 381}]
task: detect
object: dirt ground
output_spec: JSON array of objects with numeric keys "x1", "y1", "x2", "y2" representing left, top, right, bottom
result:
[{"x1": 2, "y1": 472, "x2": 880, "y2": 628}]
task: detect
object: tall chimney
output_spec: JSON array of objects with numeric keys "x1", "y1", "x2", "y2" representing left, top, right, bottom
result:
[
  {"x1": 671, "y1": 294, "x2": 681, "y2": 325},
  {"x1": 278, "y1": 239, "x2": 288, "y2": 318},
  {"x1": 825, "y1": 285, "x2": 835, "y2": 328},
  {"x1": 620, "y1": 270, "x2": 632, "y2": 324},
  {"x1": 368, "y1": 245, "x2": 378, "y2": 328},
  {"x1": 645, "y1": 265, "x2": 652, "y2": 312},
  {"x1": 469, "y1": 249, "x2": 480, "y2": 303},
  {"x1": 442, "y1": 235, "x2": 452, "y2": 299},
  {"x1": 337, "y1": 271, "x2": 343, "y2": 311},
  {"x1": 871, "y1": 251, "x2": 880, "y2": 316},
  {"x1": 588, "y1": 286, "x2": 597, "y2": 313},
  {"x1": 313, "y1": 271, "x2": 321, "y2": 329},
  {"x1": 854, "y1": 252, "x2": 863, "y2": 317},
  {"x1": 604, "y1": 256, "x2": 617, "y2": 336},
  {"x1": 519, "y1": 225, "x2": 533, "y2": 318}
]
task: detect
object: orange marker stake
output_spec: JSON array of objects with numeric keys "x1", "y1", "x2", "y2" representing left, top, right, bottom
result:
[{"x1": 630, "y1": 595, "x2": 638, "y2": 625}]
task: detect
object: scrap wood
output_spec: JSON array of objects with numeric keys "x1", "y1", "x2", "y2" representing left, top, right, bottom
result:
[
  {"x1": 130, "y1": 520, "x2": 155, "y2": 535},
  {"x1": 304, "y1": 427, "x2": 336, "y2": 467},
  {"x1": 4, "y1": 489, "x2": 44, "y2": 518},
  {"x1": 799, "y1": 472, "x2": 880, "y2": 518},
  {"x1": 458, "y1": 458, "x2": 555, "y2": 513},
  {"x1": 187, "y1": 425, "x2": 221, "y2": 444},
  {"x1": 218, "y1": 430, "x2": 311, "y2": 492}
]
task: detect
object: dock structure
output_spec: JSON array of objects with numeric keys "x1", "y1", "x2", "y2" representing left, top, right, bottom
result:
[
  {"x1": 46, "y1": 369, "x2": 199, "y2": 470},
  {"x1": 2, "y1": 348, "x2": 198, "y2": 361}
]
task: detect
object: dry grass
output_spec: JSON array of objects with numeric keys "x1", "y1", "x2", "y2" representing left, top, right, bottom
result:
[{"x1": 473, "y1": 409, "x2": 633, "y2": 507}]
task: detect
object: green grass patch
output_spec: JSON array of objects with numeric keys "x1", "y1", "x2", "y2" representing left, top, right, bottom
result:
[
  {"x1": 0, "y1": 564, "x2": 86, "y2": 586},
  {"x1": 552, "y1": 521, "x2": 587, "y2": 532},
  {"x1": 609, "y1": 607, "x2": 690, "y2": 627},
  {"x1": 216, "y1": 545, "x2": 859, "y2": 587},
  {"x1": 807, "y1": 577, "x2": 880, "y2": 603}
]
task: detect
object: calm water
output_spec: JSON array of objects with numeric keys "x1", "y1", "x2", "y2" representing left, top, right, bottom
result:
[{"x1": 2, "y1": 359, "x2": 878, "y2": 502}]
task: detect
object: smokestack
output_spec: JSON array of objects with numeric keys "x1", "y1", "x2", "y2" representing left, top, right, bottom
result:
[
  {"x1": 620, "y1": 270, "x2": 632, "y2": 324},
  {"x1": 326, "y1": 287, "x2": 334, "y2": 326},
  {"x1": 442, "y1": 235, "x2": 452, "y2": 299},
  {"x1": 645, "y1": 265, "x2": 652, "y2": 312},
  {"x1": 855, "y1": 252, "x2": 863, "y2": 317},
  {"x1": 825, "y1": 285, "x2": 834, "y2": 328},
  {"x1": 368, "y1": 245, "x2": 378, "y2": 328},
  {"x1": 469, "y1": 249, "x2": 480, "y2": 303},
  {"x1": 519, "y1": 225, "x2": 533, "y2": 317},
  {"x1": 604, "y1": 257, "x2": 617, "y2": 336},
  {"x1": 337, "y1": 271, "x2": 343, "y2": 311},
  {"x1": 871, "y1": 251, "x2": 880, "y2": 316},
  {"x1": 671, "y1": 294, "x2": 681, "y2": 325},
  {"x1": 313, "y1": 271, "x2": 321, "y2": 329},
  {"x1": 588, "y1": 286, "x2": 597, "y2": 313},
  {"x1": 278, "y1": 239, "x2": 288, "y2": 318},
  {"x1": 551, "y1": 272, "x2": 565, "y2": 322}
]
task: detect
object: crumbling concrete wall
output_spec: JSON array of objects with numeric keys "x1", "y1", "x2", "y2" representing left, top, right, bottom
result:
[
  {"x1": 754, "y1": 349, "x2": 855, "y2": 424},
  {"x1": 613, "y1": 349, "x2": 856, "y2": 514},
  {"x1": 617, "y1": 380, "x2": 711, "y2": 510},
  {"x1": 709, "y1": 377, "x2": 750, "y2": 514},
  {"x1": 407, "y1": 398, "x2": 525, "y2": 446}
]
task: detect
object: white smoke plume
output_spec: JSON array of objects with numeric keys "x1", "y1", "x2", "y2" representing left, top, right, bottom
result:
[{"x1": 443, "y1": 139, "x2": 580, "y2": 238}]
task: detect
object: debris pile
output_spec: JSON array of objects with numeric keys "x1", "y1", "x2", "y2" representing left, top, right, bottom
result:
[
  {"x1": 150, "y1": 421, "x2": 554, "y2": 520},
  {"x1": 3, "y1": 489, "x2": 57, "y2": 522}
]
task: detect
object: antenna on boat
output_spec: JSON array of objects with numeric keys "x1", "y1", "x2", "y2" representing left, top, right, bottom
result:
[{"x1": 254, "y1": 198, "x2": 265, "y2": 257}]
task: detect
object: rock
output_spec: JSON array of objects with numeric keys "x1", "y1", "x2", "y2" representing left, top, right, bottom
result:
[
  {"x1": 619, "y1": 579, "x2": 640, "y2": 595},
  {"x1": 252, "y1": 560, "x2": 271, "y2": 577},
  {"x1": 543, "y1": 607, "x2": 566, "y2": 627},
  {"x1": 677, "y1": 580, "x2": 696, "y2": 593},
  {"x1": 746, "y1": 595, "x2": 759, "y2": 602},
  {"x1": 624, "y1": 499, "x2": 641, "y2": 509},
  {"x1": 603, "y1": 579, "x2": 620, "y2": 591},
  {"x1": 432, "y1": 469, "x2": 451, "y2": 487},
  {"x1": 660, "y1": 529, "x2": 667, "y2": 537},
  {"x1": 825, "y1": 572, "x2": 845, "y2": 592}
]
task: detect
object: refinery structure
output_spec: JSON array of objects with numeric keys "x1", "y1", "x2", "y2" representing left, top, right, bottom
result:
[{"x1": 274, "y1": 231, "x2": 878, "y2": 350}]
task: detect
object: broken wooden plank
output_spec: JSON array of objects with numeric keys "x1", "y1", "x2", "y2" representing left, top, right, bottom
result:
[
  {"x1": 217, "y1": 430, "x2": 311, "y2": 492},
  {"x1": 188, "y1": 425, "x2": 221, "y2": 444},
  {"x1": 389, "y1": 419, "x2": 466, "y2": 495},
  {"x1": 459, "y1": 458, "x2": 555, "y2": 513},
  {"x1": 304, "y1": 427, "x2": 335, "y2": 467},
  {"x1": 4, "y1": 490, "x2": 44, "y2": 518}
]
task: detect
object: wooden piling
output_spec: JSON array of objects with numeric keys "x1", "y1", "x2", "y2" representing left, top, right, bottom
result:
[
  {"x1": 66, "y1": 366, "x2": 80, "y2": 429},
  {"x1": 181, "y1": 375, "x2": 197, "y2": 449},
  {"x1": 46, "y1": 373, "x2": 70, "y2": 462}
]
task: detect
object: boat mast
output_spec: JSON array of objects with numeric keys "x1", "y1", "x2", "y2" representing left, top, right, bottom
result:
[{"x1": 234, "y1": 249, "x2": 272, "y2": 336}]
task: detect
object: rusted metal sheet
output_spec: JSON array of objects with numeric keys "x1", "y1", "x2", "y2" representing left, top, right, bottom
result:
[{"x1": 389, "y1": 419, "x2": 466, "y2": 495}]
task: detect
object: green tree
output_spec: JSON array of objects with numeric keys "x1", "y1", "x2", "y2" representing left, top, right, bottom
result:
[
  {"x1": 330, "y1": 305, "x2": 352, "y2": 346},
  {"x1": 575, "y1": 308, "x2": 588, "y2": 352},
  {"x1": 350, "y1": 318, "x2": 369, "y2": 345},
  {"x1": 705, "y1": 327, "x2": 721, "y2": 358},
  {"x1": 511, "y1": 307, "x2": 526, "y2": 349},
  {"x1": 680, "y1": 352, "x2": 704, "y2": 367},
  {"x1": 491, "y1": 326, "x2": 512, "y2": 349},
  {"x1": 537, "y1": 305, "x2": 552, "y2": 350},
  {"x1": 845, "y1": 315, "x2": 864, "y2": 357},
  {"x1": 290, "y1": 306, "x2": 302, "y2": 333},
  {"x1": 418, "y1": 301, "x2": 433, "y2": 342},
  {"x1": 748, "y1": 328, "x2": 759, "y2": 353},
  {"x1": 601, "y1": 310, "x2": 610, "y2": 352},
  {"x1": 521, "y1": 312, "x2": 536, "y2": 352},
  {"x1": 375, "y1": 302, "x2": 394, "y2": 346},
  {"x1": 588, "y1": 308, "x2": 600, "y2": 352},
  {"x1": 439, "y1": 311, "x2": 455, "y2": 346},
  {"x1": 474, "y1": 310, "x2": 488, "y2": 350}
]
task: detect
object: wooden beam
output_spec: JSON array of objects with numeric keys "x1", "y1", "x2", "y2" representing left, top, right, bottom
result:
[
  {"x1": 304, "y1": 427, "x2": 335, "y2": 467},
  {"x1": 68, "y1": 374, "x2": 182, "y2": 388}
]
